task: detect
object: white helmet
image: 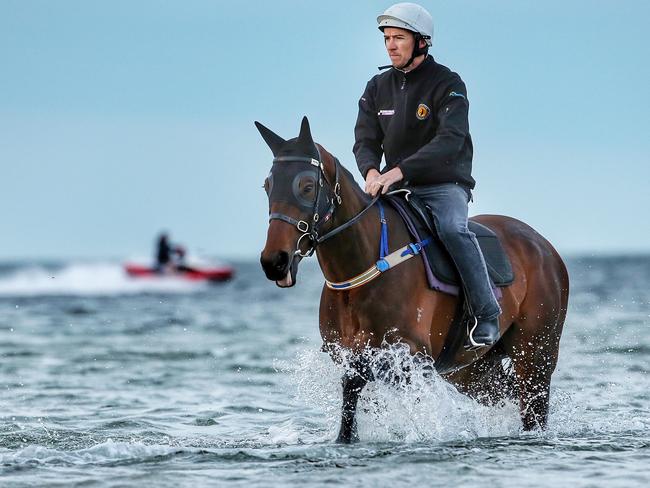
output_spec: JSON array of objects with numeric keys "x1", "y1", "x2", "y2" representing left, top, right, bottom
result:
[{"x1": 377, "y1": 3, "x2": 433, "y2": 46}]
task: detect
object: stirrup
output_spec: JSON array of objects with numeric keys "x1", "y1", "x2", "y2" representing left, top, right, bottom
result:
[{"x1": 464, "y1": 316, "x2": 489, "y2": 351}]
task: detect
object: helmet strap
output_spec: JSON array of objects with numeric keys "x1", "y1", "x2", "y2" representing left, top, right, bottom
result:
[{"x1": 400, "y1": 33, "x2": 428, "y2": 70}]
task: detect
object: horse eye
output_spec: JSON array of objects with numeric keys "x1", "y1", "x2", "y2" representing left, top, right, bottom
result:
[{"x1": 301, "y1": 178, "x2": 316, "y2": 195}]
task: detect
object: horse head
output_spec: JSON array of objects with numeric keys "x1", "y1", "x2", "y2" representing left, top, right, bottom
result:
[{"x1": 256, "y1": 117, "x2": 341, "y2": 287}]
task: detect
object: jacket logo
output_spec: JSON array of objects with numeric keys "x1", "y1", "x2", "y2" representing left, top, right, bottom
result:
[
  {"x1": 416, "y1": 104, "x2": 430, "y2": 120},
  {"x1": 378, "y1": 109, "x2": 395, "y2": 116}
]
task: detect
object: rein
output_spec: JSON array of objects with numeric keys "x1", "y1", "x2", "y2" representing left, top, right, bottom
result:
[{"x1": 316, "y1": 193, "x2": 380, "y2": 244}]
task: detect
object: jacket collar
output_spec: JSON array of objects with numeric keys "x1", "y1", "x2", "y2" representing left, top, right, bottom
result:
[{"x1": 393, "y1": 54, "x2": 434, "y2": 78}]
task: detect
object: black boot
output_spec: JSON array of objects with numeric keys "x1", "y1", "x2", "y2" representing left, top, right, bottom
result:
[{"x1": 464, "y1": 317, "x2": 500, "y2": 350}]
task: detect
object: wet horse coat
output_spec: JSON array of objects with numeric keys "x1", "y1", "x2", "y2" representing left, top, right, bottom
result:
[{"x1": 258, "y1": 117, "x2": 569, "y2": 442}]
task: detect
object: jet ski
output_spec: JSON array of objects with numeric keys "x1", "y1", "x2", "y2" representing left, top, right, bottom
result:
[{"x1": 124, "y1": 262, "x2": 234, "y2": 282}]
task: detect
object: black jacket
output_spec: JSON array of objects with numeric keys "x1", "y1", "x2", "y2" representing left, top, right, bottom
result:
[
  {"x1": 156, "y1": 236, "x2": 171, "y2": 265},
  {"x1": 353, "y1": 55, "x2": 475, "y2": 189}
]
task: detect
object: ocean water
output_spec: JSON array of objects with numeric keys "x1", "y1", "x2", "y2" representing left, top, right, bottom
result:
[{"x1": 0, "y1": 256, "x2": 648, "y2": 487}]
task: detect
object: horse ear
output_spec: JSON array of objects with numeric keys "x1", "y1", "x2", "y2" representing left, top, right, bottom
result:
[
  {"x1": 254, "y1": 121, "x2": 286, "y2": 156},
  {"x1": 298, "y1": 116, "x2": 314, "y2": 146}
]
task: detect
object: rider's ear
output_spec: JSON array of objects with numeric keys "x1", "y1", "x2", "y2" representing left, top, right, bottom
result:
[
  {"x1": 298, "y1": 116, "x2": 314, "y2": 147},
  {"x1": 255, "y1": 121, "x2": 286, "y2": 157}
]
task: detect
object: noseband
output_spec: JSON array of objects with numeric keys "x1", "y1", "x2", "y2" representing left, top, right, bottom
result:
[{"x1": 268, "y1": 151, "x2": 379, "y2": 258}]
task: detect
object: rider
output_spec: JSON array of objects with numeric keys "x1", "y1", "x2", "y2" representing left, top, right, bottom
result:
[
  {"x1": 155, "y1": 232, "x2": 172, "y2": 272},
  {"x1": 353, "y1": 2, "x2": 501, "y2": 348}
]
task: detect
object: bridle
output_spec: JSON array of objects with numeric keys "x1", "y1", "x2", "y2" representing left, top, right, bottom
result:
[{"x1": 268, "y1": 149, "x2": 380, "y2": 259}]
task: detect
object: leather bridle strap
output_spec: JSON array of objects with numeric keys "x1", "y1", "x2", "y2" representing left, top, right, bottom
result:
[
  {"x1": 268, "y1": 212, "x2": 309, "y2": 231},
  {"x1": 272, "y1": 156, "x2": 321, "y2": 165}
]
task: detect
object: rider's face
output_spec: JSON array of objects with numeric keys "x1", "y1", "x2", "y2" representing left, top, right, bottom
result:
[{"x1": 383, "y1": 27, "x2": 415, "y2": 67}]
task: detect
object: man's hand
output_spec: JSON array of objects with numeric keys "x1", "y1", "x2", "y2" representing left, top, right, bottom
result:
[{"x1": 364, "y1": 167, "x2": 404, "y2": 197}]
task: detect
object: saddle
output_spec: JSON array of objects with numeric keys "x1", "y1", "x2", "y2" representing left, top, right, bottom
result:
[{"x1": 384, "y1": 191, "x2": 514, "y2": 295}]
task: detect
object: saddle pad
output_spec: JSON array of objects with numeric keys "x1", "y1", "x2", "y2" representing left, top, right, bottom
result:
[{"x1": 385, "y1": 195, "x2": 514, "y2": 287}]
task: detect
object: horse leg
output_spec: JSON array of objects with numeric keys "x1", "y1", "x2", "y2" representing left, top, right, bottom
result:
[
  {"x1": 336, "y1": 361, "x2": 370, "y2": 444},
  {"x1": 451, "y1": 336, "x2": 554, "y2": 429},
  {"x1": 512, "y1": 352, "x2": 553, "y2": 430},
  {"x1": 502, "y1": 323, "x2": 561, "y2": 430},
  {"x1": 507, "y1": 285, "x2": 566, "y2": 430}
]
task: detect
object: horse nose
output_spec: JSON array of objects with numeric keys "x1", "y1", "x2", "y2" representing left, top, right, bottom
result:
[{"x1": 260, "y1": 250, "x2": 290, "y2": 280}]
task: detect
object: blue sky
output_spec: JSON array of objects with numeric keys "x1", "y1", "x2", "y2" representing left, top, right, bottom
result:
[{"x1": 1, "y1": 0, "x2": 648, "y2": 260}]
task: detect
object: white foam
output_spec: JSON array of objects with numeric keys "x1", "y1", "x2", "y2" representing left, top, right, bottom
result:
[
  {"x1": 267, "y1": 420, "x2": 301, "y2": 445},
  {"x1": 0, "y1": 262, "x2": 207, "y2": 296}
]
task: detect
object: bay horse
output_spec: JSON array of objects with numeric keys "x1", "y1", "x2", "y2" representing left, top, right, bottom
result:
[{"x1": 257, "y1": 117, "x2": 569, "y2": 443}]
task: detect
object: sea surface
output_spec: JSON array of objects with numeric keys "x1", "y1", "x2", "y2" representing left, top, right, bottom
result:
[{"x1": 0, "y1": 256, "x2": 648, "y2": 487}]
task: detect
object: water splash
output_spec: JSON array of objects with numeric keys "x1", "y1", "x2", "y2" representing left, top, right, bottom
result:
[{"x1": 281, "y1": 342, "x2": 627, "y2": 443}]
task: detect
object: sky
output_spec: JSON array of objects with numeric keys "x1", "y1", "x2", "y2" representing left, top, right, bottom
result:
[{"x1": 1, "y1": 0, "x2": 648, "y2": 260}]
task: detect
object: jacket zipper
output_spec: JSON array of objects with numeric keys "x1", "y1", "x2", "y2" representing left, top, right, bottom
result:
[{"x1": 400, "y1": 75, "x2": 408, "y2": 131}]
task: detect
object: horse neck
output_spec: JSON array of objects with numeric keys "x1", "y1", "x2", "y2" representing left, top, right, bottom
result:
[{"x1": 315, "y1": 157, "x2": 379, "y2": 282}]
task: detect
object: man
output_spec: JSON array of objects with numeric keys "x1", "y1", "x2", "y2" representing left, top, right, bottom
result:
[
  {"x1": 353, "y1": 2, "x2": 501, "y2": 348},
  {"x1": 155, "y1": 232, "x2": 172, "y2": 273}
]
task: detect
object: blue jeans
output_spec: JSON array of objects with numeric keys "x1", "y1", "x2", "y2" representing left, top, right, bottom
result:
[{"x1": 413, "y1": 183, "x2": 501, "y2": 320}]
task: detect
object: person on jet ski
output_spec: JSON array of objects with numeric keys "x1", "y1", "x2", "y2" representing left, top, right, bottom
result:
[{"x1": 155, "y1": 232, "x2": 173, "y2": 273}]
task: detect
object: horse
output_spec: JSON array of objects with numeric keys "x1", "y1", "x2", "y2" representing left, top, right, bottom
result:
[{"x1": 256, "y1": 117, "x2": 569, "y2": 443}]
